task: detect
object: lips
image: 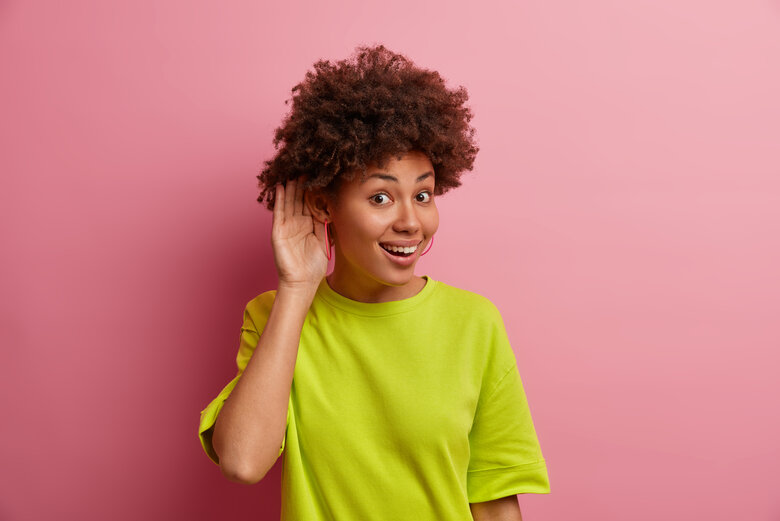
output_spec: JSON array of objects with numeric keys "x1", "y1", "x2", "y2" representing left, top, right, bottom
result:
[
  {"x1": 381, "y1": 246, "x2": 413, "y2": 257},
  {"x1": 379, "y1": 241, "x2": 420, "y2": 256},
  {"x1": 378, "y1": 241, "x2": 419, "y2": 266},
  {"x1": 379, "y1": 239, "x2": 423, "y2": 247}
]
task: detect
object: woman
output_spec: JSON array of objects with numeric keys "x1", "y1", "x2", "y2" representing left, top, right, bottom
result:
[{"x1": 198, "y1": 44, "x2": 550, "y2": 520}]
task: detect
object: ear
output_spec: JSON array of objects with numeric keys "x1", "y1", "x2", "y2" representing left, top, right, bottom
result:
[{"x1": 304, "y1": 189, "x2": 333, "y2": 223}]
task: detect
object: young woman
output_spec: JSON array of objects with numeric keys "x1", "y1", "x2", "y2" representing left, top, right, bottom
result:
[{"x1": 198, "y1": 44, "x2": 550, "y2": 520}]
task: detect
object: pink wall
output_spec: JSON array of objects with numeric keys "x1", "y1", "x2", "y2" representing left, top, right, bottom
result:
[{"x1": 2, "y1": 1, "x2": 779, "y2": 519}]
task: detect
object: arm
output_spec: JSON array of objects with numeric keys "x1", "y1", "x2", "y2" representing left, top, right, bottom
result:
[
  {"x1": 470, "y1": 495, "x2": 523, "y2": 521},
  {"x1": 211, "y1": 177, "x2": 327, "y2": 484},
  {"x1": 211, "y1": 284, "x2": 315, "y2": 484}
]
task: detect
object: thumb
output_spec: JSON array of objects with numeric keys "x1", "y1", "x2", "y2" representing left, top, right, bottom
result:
[{"x1": 312, "y1": 218, "x2": 328, "y2": 257}]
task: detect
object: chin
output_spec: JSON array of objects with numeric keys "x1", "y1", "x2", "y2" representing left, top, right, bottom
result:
[{"x1": 374, "y1": 269, "x2": 417, "y2": 287}]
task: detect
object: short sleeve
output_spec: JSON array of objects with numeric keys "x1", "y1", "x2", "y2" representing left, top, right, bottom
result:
[
  {"x1": 198, "y1": 291, "x2": 289, "y2": 465},
  {"x1": 467, "y1": 305, "x2": 550, "y2": 502}
]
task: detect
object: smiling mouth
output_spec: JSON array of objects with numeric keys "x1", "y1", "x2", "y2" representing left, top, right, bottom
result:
[{"x1": 379, "y1": 242, "x2": 420, "y2": 257}]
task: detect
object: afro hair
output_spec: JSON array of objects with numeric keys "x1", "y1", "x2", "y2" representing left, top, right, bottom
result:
[{"x1": 256, "y1": 44, "x2": 479, "y2": 210}]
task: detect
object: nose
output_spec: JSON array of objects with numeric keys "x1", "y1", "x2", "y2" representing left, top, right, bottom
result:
[{"x1": 392, "y1": 200, "x2": 421, "y2": 234}]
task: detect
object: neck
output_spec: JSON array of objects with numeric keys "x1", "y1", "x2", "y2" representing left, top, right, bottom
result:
[{"x1": 326, "y1": 267, "x2": 426, "y2": 303}]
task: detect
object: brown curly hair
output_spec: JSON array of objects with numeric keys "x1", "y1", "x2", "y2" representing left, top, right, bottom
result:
[{"x1": 256, "y1": 44, "x2": 479, "y2": 210}]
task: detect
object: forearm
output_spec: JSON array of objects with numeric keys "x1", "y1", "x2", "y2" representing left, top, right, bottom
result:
[
  {"x1": 470, "y1": 495, "x2": 523, "y2": 521},
  {"x1": 212, "y1": 284, "x2": 315, "y2": 483}
]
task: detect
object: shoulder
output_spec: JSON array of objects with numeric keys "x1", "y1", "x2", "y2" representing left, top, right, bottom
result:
[
  {"x1": 432, "y1": 280, "x2": 516, "y2": 371},
  {"x1": 242, "y1": 290, "x2": 277, "y2": 330},
  {"x1": 431, "y1": 279, "x2": 503, "y2": 323},
  {"x1": 246, "y1": 289, "x2": 277, "y2": 310}
]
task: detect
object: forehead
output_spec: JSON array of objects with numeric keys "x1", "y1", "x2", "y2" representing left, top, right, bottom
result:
[
  {"x1": 357, "y1": 151, "x2": 434, "y2": 184},
  {"x1": 360, "y1": 171, "x2": 434, "y2": 185}
]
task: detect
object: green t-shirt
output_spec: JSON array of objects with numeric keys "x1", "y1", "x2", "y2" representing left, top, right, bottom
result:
[{"x1": 199, "y1": 275, "x2": 549, "y2": 520}]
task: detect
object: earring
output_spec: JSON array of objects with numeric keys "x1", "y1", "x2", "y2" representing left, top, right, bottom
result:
[
  {"x1": 324, "y1": 220, "x2": 332, "y2": 261},
  {"x1": 420, "y1": 235, "x2": 434, "y2": 256}
]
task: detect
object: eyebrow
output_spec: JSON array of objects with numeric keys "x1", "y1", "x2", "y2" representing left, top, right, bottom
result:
[{"x1": 362, "y1": 171, "x2": 434, "y2": 183}]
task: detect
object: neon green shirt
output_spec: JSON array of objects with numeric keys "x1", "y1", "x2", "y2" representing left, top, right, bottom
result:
[{"x1": 199, "y1": 275, "x2": 550, "y2": 519}]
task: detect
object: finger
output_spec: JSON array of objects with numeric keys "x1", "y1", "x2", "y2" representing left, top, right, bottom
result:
[
  {"x1": 274, "y1": 183, "x2": 284, "y2": 225},
  {"x1": 284, "y1": 178, "x2": 296, "y2": 219},
  {"x1": 302, "y1": 194, "x2": 312, "y2": 216},
  {"x1": 294, "y1": 175, "x2": 304, "y2": 216}
]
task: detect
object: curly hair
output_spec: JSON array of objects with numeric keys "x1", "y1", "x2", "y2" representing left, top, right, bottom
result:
[{"x1": 256, "y1": 44, "x2": 479, "y2": 210}]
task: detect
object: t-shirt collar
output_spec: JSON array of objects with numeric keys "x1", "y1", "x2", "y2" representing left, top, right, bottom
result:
[{"x1": 315, "y1": 275, "x2": 437, "y2": 316}]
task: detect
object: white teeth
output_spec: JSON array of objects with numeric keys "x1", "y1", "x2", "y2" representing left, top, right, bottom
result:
[{"x1": 381, "y1": 243, "x2": 418, "y2": 254}]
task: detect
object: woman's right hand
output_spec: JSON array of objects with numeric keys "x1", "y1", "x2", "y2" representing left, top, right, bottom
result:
[{"x1": 270, "y1": 177, "x2": 329, "y2": 293}]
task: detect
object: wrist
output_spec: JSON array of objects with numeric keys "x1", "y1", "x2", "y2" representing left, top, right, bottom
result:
[{"x1": 277, "y1": 280, "x2": 319, "y2": 303}]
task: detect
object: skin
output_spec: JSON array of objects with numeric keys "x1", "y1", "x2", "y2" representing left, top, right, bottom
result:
[
  {"x1": 212, "y1": 177, "x2": 327, "y2": 484},
  {"x1": 213, "y1": 150, "x2": 523, "y2": 518},
  {"x1": 470, "y1": 495, "x2": 524, "y2": 521},
  {"x1": 305, "y1": 149, "x2": 439, "y2": 303}
]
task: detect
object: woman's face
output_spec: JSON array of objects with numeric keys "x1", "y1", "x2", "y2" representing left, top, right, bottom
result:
[{"x1": 327, "y1": 150, "x2": 439, "y2": 297}]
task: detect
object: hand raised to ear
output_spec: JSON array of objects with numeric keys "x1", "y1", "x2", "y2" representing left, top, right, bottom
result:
[{"x1": 270, "y1": 176, "x2": 328, "y2": 292}]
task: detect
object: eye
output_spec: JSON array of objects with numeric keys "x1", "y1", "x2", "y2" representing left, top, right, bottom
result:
[
  {"x1": 370, "y1": 193, "x2": 391, "y2": 205},
  {"x1": 416, "y1": 191, "x2": 432, "y2": 203}
]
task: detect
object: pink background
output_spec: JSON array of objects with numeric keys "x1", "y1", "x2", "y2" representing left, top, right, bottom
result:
[{"x1": 2, "y1": 1, "x2": 779, "y2": 519}]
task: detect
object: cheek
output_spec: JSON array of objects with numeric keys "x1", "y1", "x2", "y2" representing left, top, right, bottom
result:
[
  {"x1": 426, "y1": 207, "x2": 440, "y2": 234},
  {"x1": 334, "y1": 213, "x2": 385, "y2": 245},
  {"x1": 362, "y1": 208, "x2": 405, "y2": 238}
]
